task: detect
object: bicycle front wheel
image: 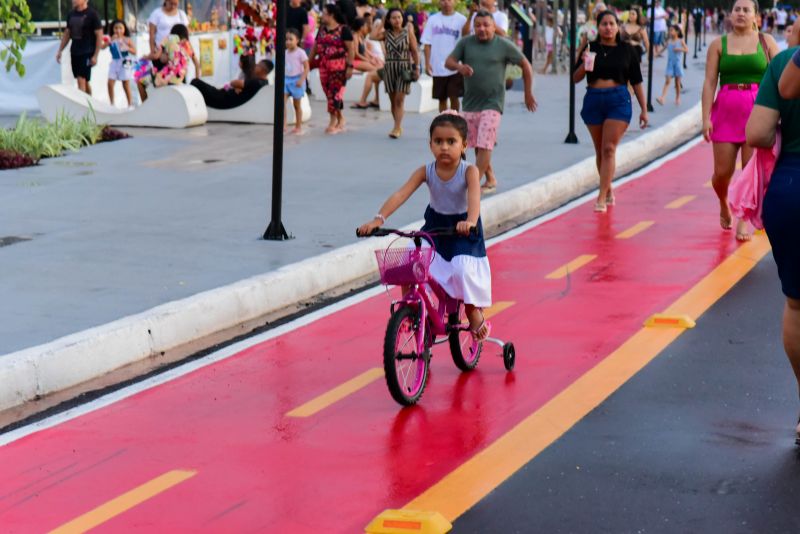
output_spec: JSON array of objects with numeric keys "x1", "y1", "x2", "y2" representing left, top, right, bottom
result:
[{"x1": 383, "y1": 306, "x2": 429, "y2": 406}]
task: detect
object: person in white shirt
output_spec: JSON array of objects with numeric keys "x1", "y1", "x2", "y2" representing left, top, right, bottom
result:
[
  {"x1": 462, "y1": 0, "x2": 510, "y2": 37},
  {"x1": 147, "y1": 0, "x2": 189, "y2": 58},
  {"x1": 421, "y1": 0, "x2": 467, "y2": 111},
  {"x1": 653, "y1": 0, "x2": 668, "y2": 56},
  {"x1": 776, "y1": 8, "x2": 788, "y2": 34}
]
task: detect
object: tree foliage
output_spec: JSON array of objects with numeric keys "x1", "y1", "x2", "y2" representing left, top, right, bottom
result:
[{"x1": 0, "y1": 0, "x2": 35, "y2": 77}]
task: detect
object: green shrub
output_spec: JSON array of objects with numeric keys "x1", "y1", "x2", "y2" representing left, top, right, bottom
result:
[{"x1": 0, "y1": 112, "x2": 104, "y2": 162}]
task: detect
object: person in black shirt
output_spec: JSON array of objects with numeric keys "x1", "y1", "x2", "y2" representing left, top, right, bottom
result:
[
  {"x1": 191, "y1": 59, "x2": 274, "y2": 109},
  {"x1": 286, "y1": 0, "x2": 310, "y2": 45},
  {"x1": 56, "y1": 0, "x2": 103, "y2": 95},
  {"x1": 337, "y1": 0, "x2": 358, "y2": 26},
  {"x1": 573, "y1": 10, "x2": 648, "y2": 212}
]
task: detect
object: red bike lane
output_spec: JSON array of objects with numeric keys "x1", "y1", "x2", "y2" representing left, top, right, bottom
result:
[{"x1": 0, "y1": 142, "x2": 745, "y2": 532}]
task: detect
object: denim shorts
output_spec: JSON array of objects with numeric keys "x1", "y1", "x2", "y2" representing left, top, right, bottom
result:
[
  {"x1": 284, "y1": 75, "x2": 306, "y2": 100},
  {"x1": 763, "y1": 153, "x2": 800, "y2": 299},
  {"x1": 580, "y1": 85, "x2": 632, "y2": 126}
]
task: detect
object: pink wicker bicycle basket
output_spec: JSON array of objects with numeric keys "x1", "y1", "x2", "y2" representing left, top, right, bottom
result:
[{"x1": 375, "y1": 248, "x2": 434, "y2": 285}]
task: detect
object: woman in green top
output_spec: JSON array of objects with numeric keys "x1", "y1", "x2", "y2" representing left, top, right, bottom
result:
[
  {"x1": 702, "y1": 0, "x2": 779, "y2": 241},
  {"x1": 746, "y1": 34, "x2": 800, "y2": 444}
]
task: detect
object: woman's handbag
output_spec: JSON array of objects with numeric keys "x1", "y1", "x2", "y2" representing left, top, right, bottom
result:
[{"x1": 728, "y1": 131, "x2": 780, "y2": 229}]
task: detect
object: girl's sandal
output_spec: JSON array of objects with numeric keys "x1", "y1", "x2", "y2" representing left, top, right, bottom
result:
[
  {"x1": 594, "y1": 202, "x2": 607, "y2": 213},
  {"x1": 606, "y1": 193, "x2": 616, "y2": 206},
  {"x1": 471, "y1": 319, "x2": 491, "y2": 342}
]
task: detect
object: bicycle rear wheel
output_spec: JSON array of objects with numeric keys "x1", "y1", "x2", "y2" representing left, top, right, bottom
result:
[
  {"x1": 448, "y1": 304, "x2": 481, "y2": 371},
  {"x1": 383, "y1": 306, "x2": 430, "y2": 405}
]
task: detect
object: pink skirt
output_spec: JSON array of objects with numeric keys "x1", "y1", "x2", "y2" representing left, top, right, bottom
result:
[{"x1": 709, "y1": 84, "x2": 759, "y2": 144}]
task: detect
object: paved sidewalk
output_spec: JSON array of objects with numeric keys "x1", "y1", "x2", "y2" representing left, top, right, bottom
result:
[{"x1": 0, "y1": 52, "x2": 706, "y2": 354}]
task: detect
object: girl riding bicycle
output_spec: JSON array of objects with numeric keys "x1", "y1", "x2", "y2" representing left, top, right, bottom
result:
[{"x1": 357, "y1": 113, "x2": 492, "y2": 340}]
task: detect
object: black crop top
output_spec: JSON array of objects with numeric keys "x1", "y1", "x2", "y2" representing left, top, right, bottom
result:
[{"x1": 575, "y1": 41, "x2": 643, "y2": 85}]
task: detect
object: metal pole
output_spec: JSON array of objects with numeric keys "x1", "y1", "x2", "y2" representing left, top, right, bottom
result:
[
  {"x1": 551, "y1": 0, "x2": 559, "y2": 74},
  {"x1": 646, "y1": 0, "x2": 655, "y2": 112},
  {"x1": 264, "y1": 0, "x2": 291, "y2": 240},
  {"x1": 564, "y1": 0, "x2": 578, "y2": 143},
  {"x1": 702, "y1": 5, "x2": 707, "y2": 46},
  {"x1": 683, "y1": 4, "x2": 689, "y2": 68}
]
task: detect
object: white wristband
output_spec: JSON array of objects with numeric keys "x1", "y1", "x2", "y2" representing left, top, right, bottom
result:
[{"x1": 375, "y1": 213, "x2": 386, "y2": 224}]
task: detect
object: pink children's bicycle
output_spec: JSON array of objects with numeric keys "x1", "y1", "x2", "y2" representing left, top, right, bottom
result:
[{"x1": 360, "y1": 227, "x2": 515, "y2": 406}]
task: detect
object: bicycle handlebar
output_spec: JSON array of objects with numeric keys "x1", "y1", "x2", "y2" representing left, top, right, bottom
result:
[{"x1": 356, "y1": 226, "x2": 476, "y2": 239}]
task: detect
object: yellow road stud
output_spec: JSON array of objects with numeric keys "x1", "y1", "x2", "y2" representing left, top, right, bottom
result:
[
  {"x1": 365, "y1": 510, "x2": 452, "y2": 534},
  {"x1": 644, "y1": 314, "x2": 696, "y2": 329}
]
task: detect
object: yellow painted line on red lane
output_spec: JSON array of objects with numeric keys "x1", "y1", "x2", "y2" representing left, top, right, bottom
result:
[
  {"x1": 402, "y1": 235, "x2": 771, "y2": 522},
  {"x1": 287, "y1": 368, "x2": 385, "y2": 418},
  {"x1": 665, "y1": 195, "x2": 697, "y2": 209},
  {"x1": 49, "y1": 469, "x2": 197, "y2": 534},
  {"x1": 286, "y1": 301, "x2": 516, "y2": 418},
  {"x1": 484, "y1": 300, "x2": 515, "y2": 319},
  {"x1": 545, "y1": 254, "x2": 597, "y2": 279},
  {"x1": 615, "y1": 221, "x2": 655, "y2": 240}
]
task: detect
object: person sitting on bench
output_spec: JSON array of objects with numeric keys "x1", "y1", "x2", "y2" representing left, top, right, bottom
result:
[{"x1": 190, "y1": 59, "x2": 274, "y2": 109}]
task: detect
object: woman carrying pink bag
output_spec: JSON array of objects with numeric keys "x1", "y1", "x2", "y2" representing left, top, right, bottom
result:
[{"x1": 701, "y1": 0, "x2": 779, "y2": 241}]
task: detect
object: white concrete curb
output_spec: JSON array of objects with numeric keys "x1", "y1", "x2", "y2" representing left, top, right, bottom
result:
[{"x1": 0, "y1": 103, "x2": 702, "y2": 414}]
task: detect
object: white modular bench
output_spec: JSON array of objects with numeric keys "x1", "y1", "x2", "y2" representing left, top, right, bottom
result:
[
  {"x1": 206, "y1": 84, "x2": 311, "y2": 124},
  {"x1": 307, "y1": 69, "x2": 369, "y2": 103},
  {"x1": 378, "y1": 75, "x2": 438, "y2": 114},
  {"x1": 37, "y1": 84, "x2": 208, "y2": 128},
  {"x1": 308, "y1": 69, "x2": 438, "y2": 113}
]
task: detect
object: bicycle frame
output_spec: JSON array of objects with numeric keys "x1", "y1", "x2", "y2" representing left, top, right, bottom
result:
[
  {"x1": 365, "y1": 227, "x2": 472, "y2": 357},
  {"x1": 390, "y1": 279, "x2": 462, "y2": 358}
]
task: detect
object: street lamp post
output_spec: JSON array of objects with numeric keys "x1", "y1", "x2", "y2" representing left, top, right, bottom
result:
[
  {"x1": 564, "y1": 0, "x2": 578, "y2": 143},
  {"x1": 551, "y1": 0, "x2": 560, "y2": 74},
  {"x1": 683, "y1": 4, "x2": 689, "y2": 69},
  {"x1": 263, "y1": 0, "x2": 291, "y2": 240}
]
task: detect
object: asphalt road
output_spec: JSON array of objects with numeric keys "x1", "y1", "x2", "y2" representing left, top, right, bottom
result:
[{"x1": 453, "y1": 255, "x2": 800, "y2": 534}]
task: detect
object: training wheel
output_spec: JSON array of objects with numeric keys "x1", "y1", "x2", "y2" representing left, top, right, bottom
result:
[{"x1": 502, "y1": 342, "x2": 515, "y2": 371}]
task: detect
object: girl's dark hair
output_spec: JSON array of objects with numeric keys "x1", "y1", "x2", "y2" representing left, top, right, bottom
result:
[
  {"x1": 110, "y1": 19, "x2": 130, "y2": 36},
  {"x1": 670, "y1": 23, "x2": 684, "y2": 38},
  {"x1": 239, "y1": 53, "x2": 256, "y2": 79},
  {"x1": 324, "y1": 4, "x2": 347, "y2": 25},
  {"x1": 429, "y1": 113, "x2": 469, "y2": 159},
  {"x1": 384, "y1": 7, "x2": 404, "y2": 30},
  {"x1": 351, "y1": 17, "x2": 366, "y2": 32},
  {"x1": 596, "y1": 10, "x2": 621, "y2": 43},
  {"x1": 170, "y1": 23, "x2": 190, "y2": 41},
  {"x1": 628, "y1": 7, "x2": 643, "y2": 24},
  {"x1": 287, "y1": 27, "x2": 301, "y2": 40},
  {"x1": 259, "y1": 59, "x2": 274, "y2": 75}
]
